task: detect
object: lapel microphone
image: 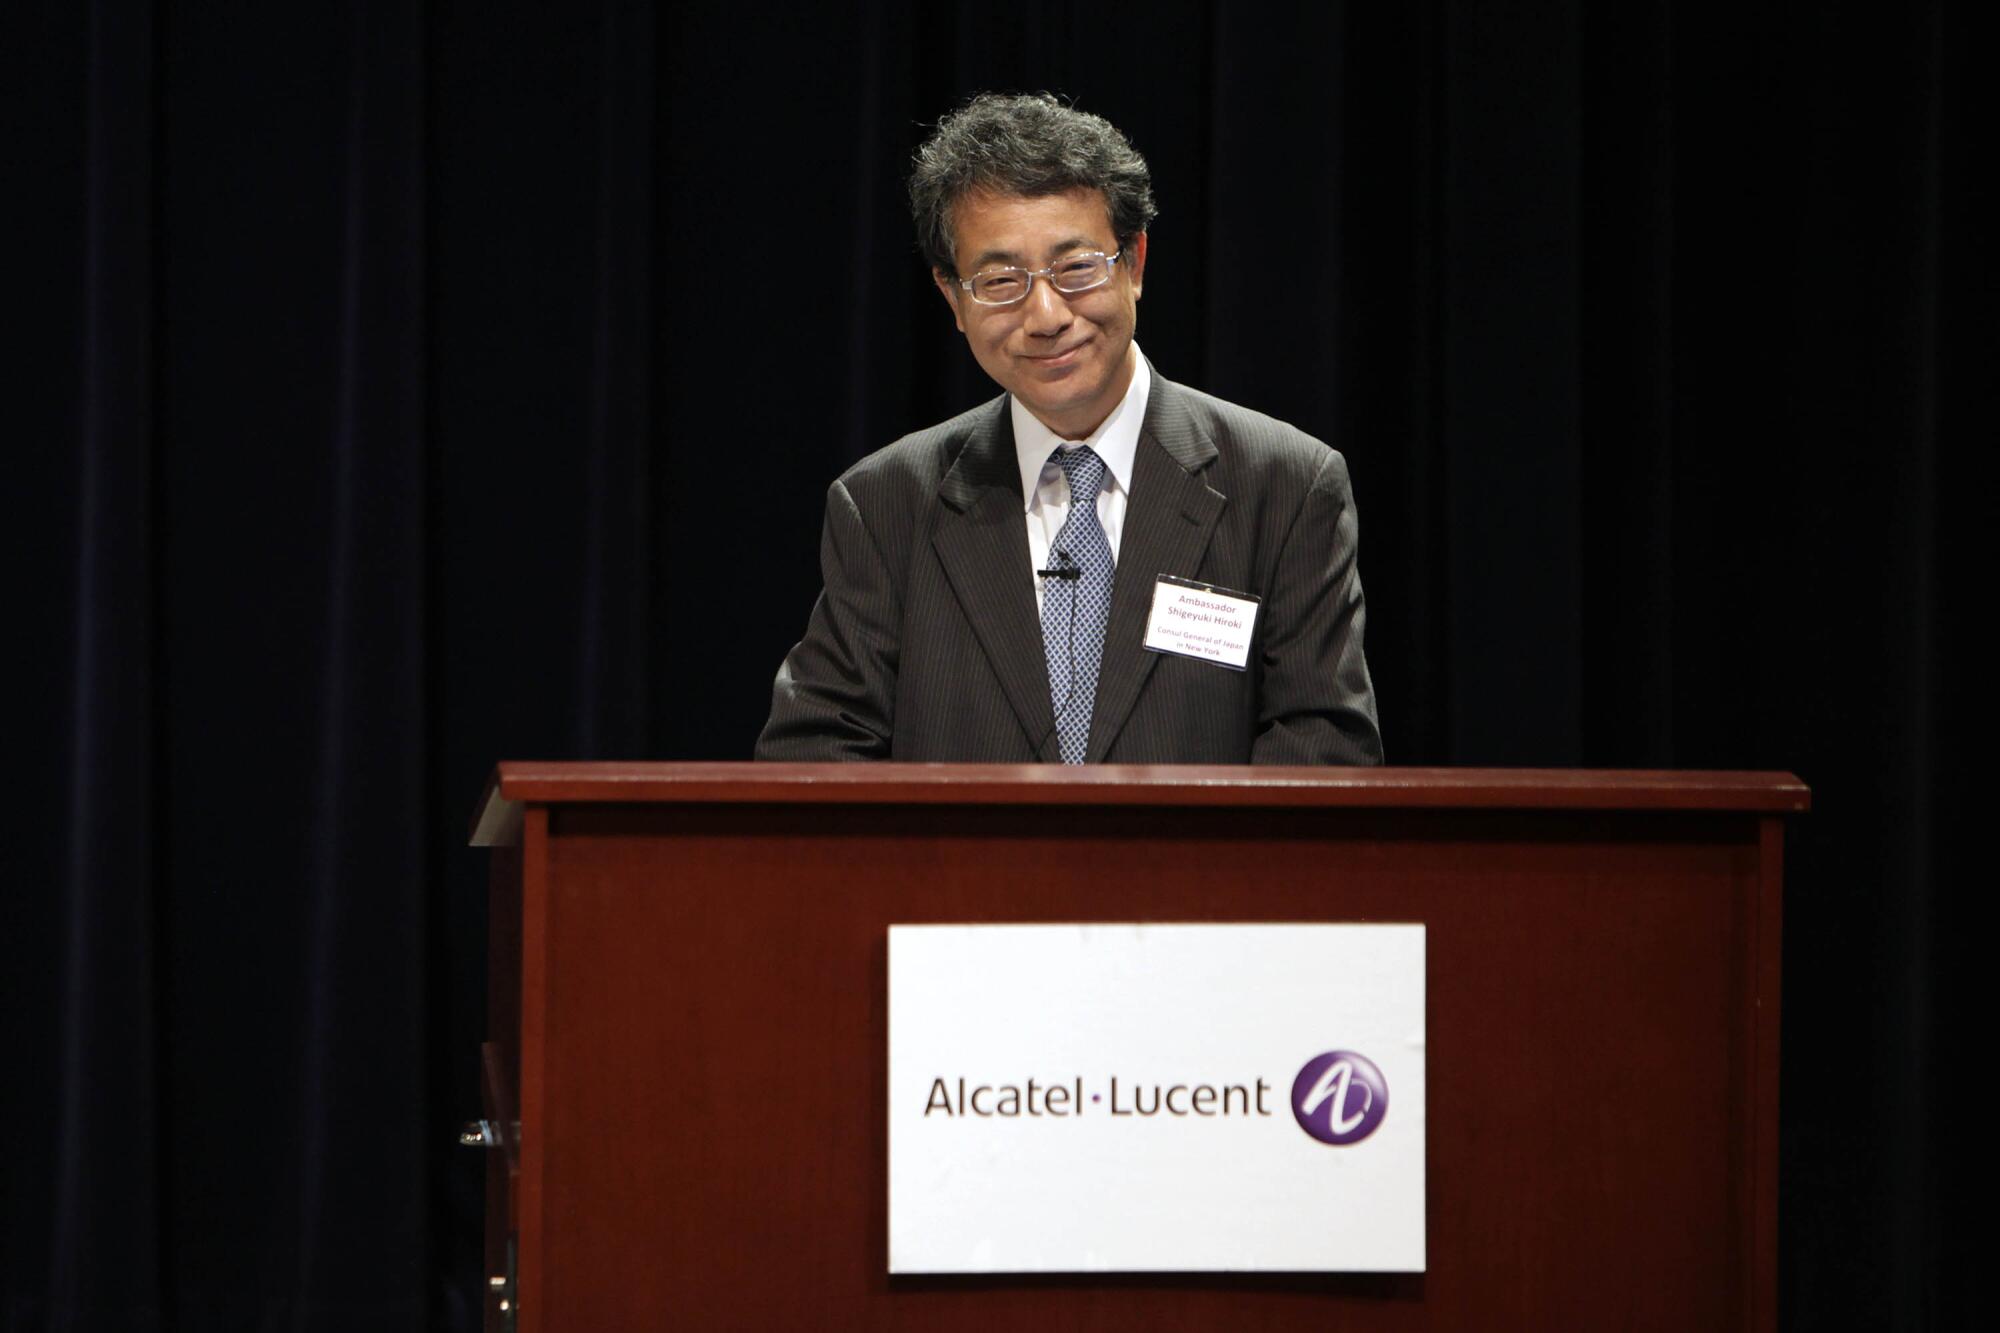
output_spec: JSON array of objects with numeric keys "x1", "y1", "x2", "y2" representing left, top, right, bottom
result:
[{"x1": 1038, "y1": 550, "x2": 1082, "y2": 581}]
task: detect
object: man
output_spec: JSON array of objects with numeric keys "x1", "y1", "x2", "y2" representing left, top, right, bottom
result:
[{"x1": 756, "y1": 93, "x2": 1381, "y2": 764}]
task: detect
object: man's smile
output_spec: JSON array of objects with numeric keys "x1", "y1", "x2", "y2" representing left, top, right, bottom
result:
[{"x1": 1026, "y1": 339, "x2": 1091, "y2": 367}]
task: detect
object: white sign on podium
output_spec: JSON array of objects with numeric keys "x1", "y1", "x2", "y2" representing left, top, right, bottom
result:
[{"x1": 887, "y1": 923, "x2": 1426, "y2": 1273}]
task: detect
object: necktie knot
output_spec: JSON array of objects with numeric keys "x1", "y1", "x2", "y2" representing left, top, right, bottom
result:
[{"x1": 1052, "y1": 445, "x2": 1107, "y2": 503}]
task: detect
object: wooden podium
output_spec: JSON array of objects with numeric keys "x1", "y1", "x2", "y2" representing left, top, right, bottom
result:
[{"x1": 469, "y1": 763, "x2": 1806, "y2": 1331}]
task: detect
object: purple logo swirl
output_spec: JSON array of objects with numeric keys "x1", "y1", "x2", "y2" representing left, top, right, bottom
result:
[{"x1": 1290, "y1": 1050, "x2": 1389, "y2": 1145}]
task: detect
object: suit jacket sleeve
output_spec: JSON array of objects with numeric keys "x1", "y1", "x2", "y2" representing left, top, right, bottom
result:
[
  {"x1": 1250, "y1": 447, "x2": 1383, "y2": 764},
  {"x1": 755, "y1": 477, "x2": 901, "y2": 760}
]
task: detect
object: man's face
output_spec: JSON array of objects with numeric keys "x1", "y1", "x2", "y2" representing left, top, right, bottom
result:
[{"x1": 934, "y1": 187, "x2": 1148, "y2": 441}]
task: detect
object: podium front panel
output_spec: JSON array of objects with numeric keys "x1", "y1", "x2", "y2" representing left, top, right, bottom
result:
[{"x1": 475, "y1": 766, "x2": 1796, "y2": 1332}]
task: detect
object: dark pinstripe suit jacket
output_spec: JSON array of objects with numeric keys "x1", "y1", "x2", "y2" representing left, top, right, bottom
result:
[{"x1": 755, "y1": 374, "x2": 1382, "y2": 764}]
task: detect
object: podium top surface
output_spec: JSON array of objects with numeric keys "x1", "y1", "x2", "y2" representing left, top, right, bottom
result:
[{"x1": 470, "y1": 763, "x2": 1808, "y2": 846}]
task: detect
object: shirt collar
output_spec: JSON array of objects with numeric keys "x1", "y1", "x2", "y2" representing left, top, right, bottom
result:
[{"x1": 1010, "y1": 345, "x2": 1151, "y2": 509}]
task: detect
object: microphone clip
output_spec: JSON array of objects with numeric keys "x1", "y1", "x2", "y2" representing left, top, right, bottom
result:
[{"x1": 1037, "y1": 550, "x2": 1082, "y2": 580}]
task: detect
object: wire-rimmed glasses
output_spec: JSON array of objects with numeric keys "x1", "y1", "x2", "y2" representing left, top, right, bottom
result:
[{"x1": 957, "y1": 250, "x2": 1123, "y2": 306}]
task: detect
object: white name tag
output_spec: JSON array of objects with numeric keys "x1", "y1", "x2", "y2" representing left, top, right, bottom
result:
[{"x1": 1143, "y1": 575, "x2": 1260, "y2": 670}]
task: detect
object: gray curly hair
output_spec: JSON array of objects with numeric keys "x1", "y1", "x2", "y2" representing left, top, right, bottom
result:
[{"x1": 910, "y1": 92, "x2": 1157, "y2": 278}]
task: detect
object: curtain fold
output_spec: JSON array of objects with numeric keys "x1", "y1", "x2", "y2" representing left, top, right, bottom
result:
[{"x1": 45, "y1": 2, "x2": 165, "y2": 1325}]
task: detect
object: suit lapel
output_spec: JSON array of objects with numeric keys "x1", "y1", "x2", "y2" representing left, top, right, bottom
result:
[
  {"x1": 1086, "y1": 377, "x2": 1226, "y2": 761},
  {"x1": 932, "y1": 398, "x2": 1060, "y2": 758}
]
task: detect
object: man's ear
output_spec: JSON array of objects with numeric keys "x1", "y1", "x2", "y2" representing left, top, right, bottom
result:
[
  {"x1": 933, "y1": 269, "x2": 967, "y2": 333},
  {"x1": 1125, "y1": 232, "x2": 1148, "y2": 300}
]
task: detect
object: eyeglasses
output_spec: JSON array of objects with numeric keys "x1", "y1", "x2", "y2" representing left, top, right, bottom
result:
[{"x1": 957, "y1": 250, "x2": 1123, "y2": 306}]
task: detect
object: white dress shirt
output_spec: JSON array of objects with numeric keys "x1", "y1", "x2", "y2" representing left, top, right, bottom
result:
[{"x1": 1011, "y1": 347, "x2": 1152, "y2": 612}]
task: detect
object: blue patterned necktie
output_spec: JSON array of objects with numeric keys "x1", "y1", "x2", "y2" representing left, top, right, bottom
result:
[{"x1": 1040, "y1": 446, "x2": 1115, "y2": 764}]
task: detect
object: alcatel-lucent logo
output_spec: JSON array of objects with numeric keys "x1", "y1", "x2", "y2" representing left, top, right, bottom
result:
[
  {"x1": 1290, "y1": 1049, "x2": 1389, "y2": 1146},
  {"x1": 922, "y1": 1050, "x2": 1387, "y2": 1147}
]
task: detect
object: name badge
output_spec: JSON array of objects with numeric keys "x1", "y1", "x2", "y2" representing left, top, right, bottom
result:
[{"x1": 1143, "y1": 575, "x2": 1260, "y2": 670}]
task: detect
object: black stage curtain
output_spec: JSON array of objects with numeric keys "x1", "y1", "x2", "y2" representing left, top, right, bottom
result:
[{"x1": 5, "y1": 2, "x2": 1984, "y2": 1328}]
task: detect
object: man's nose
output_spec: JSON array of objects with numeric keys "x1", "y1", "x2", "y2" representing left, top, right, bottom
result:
[{"x1": 1020, "y1": 275, "x2": 1073, "y2": 335}]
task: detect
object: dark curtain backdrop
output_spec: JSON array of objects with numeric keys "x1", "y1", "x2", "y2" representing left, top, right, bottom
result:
[{"x1": 6, "y1": 1, "x2": 1983, "y2": 1328}]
